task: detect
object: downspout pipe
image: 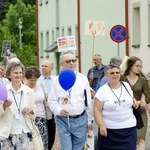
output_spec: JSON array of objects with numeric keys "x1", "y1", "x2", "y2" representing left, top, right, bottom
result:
[
  {"x1": 77, "y1": 0, "x2": 81, "y2": 72},
  {"x1": 36, "y1": 0, "x2": 39, "y2": 67},
  {"x1": 125, "y1": 0, "x2": 129, "y2": 56}
]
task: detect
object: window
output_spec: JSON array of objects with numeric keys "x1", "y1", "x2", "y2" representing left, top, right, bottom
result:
[
  {"x1": 148, "y1": 1, "x2": 150, "y2": 47},
  {"x1": 75, "y1": 25, "x2": 78, "y2": 57},
  {"x1": 132, "y1": 2, "x2": 140, "y2": 48},
  {"x1": 62, "y1": 27, "x2": 65, "y2": 37},
  {"x1": 52, "y1": 30, "x2": 55, "y2": 43},
  {"x1": 39, "y1": 0, "x2": 43, "y2": 6},
  {"x1": 46, "y1": 31, "x2": 49, "y2": 58},
  {"x1": 68, "y1": 26, "x2": 72, "y2": 36},
  {"x1": 40, "y1": 32, "x2": 44, "y2": 58},
  {"x1": 46, "y1": 31, "x2": 49, "y2": 48},
  {"x1": 45, "y1": 0, "x2": 48, "y2": 4}
]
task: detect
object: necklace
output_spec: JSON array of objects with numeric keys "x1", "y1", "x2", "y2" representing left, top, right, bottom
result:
[{"x1": 108, "y1": 83, "x2": 125, "y2": 105}]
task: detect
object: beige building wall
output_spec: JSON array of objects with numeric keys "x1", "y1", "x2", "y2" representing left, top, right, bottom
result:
[
  {"x1": 37, "y1": 0, "x2": 126, "y2": 75},
  {"x1": 128, "y1": 0, "x2": 150, "y2": 74}
]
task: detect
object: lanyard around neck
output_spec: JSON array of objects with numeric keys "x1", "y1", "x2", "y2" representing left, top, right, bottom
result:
[
  {"x1": 12, "y1": 90, "x2": 23, "y2": 114},
  {"x1": 108, "y1": 83, "x2": 123, "y2": 105}
]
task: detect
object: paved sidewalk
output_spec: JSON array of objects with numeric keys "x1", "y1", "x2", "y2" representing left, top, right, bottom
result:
[
  {"x1": 51, "y1": 129, "x2": 60, "y2": 150},
  {"x1": 146, "y1": 109, "x2": 150, "y2": 150}
]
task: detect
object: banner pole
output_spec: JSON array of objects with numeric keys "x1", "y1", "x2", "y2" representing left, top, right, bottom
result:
[{"x1": 92, "y1": 34, "x2": 95, "y2": 72}]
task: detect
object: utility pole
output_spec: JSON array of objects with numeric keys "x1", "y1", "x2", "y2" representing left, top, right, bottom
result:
[{"x1": 18, "y1": 19, "x2": 22, "y2": 49}]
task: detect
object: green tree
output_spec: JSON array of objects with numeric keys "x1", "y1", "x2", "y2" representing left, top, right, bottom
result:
[
  {"x1": 1, "y1": 0, "x2": 36, "y2": 66},
  {"x1": 0, "y1": 0, "x2": 35, "y2": 21},
  {"x1": 3, "y1": 0, "x2": 35, "y2": 6}
]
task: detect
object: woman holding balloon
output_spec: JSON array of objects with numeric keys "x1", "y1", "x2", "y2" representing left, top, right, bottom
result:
[
  {"x1": 0, "y1": 62, "x2": 36, "y2": 149},
  {"x1": 48, "y1": 51, "x2": 93, "y2": 150}
]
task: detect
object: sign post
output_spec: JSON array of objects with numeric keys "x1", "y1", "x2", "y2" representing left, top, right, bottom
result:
[
  {"x1": 85, "y1": 20, "x2": 105, "y2": 69},
  {"x1": 110, "y1": 25, "x2": 126, "y2": 57}
]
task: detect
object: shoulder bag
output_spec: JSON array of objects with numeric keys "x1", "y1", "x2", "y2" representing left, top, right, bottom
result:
[
  {"x1": 40, "y1": 83, "x2": 52, "y2": 120},
  {"x1": 121, "y1": 81, "x2": 144, "y2": 129},
  {"x1": 31, "y1": 120, "x2": 44, "y2": 150}
]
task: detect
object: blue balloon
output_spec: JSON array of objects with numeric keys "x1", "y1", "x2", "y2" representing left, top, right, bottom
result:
[
  {"x1": 0, "y1": 81, "x2": 7, "y2": 101},
  {"x1": 58, "y1": 69, "x2": 76, "y2": 91}
]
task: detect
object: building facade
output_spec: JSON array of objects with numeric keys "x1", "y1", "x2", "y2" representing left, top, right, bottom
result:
[
  {"x1": 37, "y1": 0, "x2": 150, "y2": 75},
  {"x1": 128, "y1": 0, "x2": 150, "y2": 73}
]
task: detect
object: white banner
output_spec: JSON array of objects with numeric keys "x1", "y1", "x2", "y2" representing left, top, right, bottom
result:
[{"x1": 57, "y1": 36, "x2": 77, "y2": 52}]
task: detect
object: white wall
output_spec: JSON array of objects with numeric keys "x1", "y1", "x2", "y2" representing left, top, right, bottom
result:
[
  {"x1": 38, "y1": 0, "x2": 126, "y2": 75},
  {"x1": 128, "y1": 0, "x2": 150, "y2": 74},
  {"x1": 80, "y1": 0, "x2": 126, "y2": 75}
]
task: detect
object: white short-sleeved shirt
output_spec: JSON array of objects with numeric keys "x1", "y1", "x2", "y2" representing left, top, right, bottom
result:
[{"x1": 95, "y1": 82, "x2": 136, "y2": 129}]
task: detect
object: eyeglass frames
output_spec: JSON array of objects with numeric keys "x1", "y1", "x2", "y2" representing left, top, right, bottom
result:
[
  {"x1": 107, "y1": 71, "x2": 120, "y2": 75},
  {"x1": 65, "y1": 59, "x2": 77, "y2": 64}
]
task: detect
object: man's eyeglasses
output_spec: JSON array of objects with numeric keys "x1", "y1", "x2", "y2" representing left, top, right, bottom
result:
[
  {"x1": 65, "y1": 59, "x2": 77, "y2": 64},
  {"x1": 107, "y1": 71, "x2": 120, "y2": 75}
]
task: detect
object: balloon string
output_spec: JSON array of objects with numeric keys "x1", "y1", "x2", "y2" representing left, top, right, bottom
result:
[
  {"x1": 68, "y1": 89, "x2": 72, "y2": 97},
  {"x1": 67, "y1": 116, "x2": 70, "y2": 129}
]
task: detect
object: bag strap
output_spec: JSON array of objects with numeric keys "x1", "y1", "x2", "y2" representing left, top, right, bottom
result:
[
  {"x1": 84, "y1": 89, "x2": 88, "y2": 107},
  {"x1": 121, "y1": 81, "x2": 135, "y2": 104},
  {"x1": 121, "y1": 81, "x2": 132, "y2": 97},
  {"x1": 39, "y1": 83, "x2": 47, "y2": 101}
]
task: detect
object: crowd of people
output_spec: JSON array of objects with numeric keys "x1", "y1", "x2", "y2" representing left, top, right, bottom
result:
[{"x1": 0, "y1": 50, "x2": 150, "y2": 150}]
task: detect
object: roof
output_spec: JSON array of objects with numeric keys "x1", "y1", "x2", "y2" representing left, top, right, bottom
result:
[{"x1": 45, "y1": 41, "x2": 58, "y2": 52}]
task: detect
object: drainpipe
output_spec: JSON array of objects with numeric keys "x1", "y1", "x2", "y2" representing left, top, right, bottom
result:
[
  {"x1": 36, "y1": 0, "x2": 39, "y2": 67},
  {"x1": 77, "y1": 0, "x2": 81, "y2": 72},
  {"x1": 125, "y1": 0, "x2": 129, "y2": 56}
]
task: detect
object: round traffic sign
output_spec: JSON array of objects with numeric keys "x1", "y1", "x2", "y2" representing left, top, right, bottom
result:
[{"x1": 110, "y1": 25, "x2": 126, "y2": 43}]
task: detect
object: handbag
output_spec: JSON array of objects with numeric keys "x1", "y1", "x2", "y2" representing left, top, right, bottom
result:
[
  {"x1": 133, "y1": 107, "x2": 144, "y2": 129},
  {"x1": 85, "y1": 130, "x2": 94, "y2": 150},
  {"x1": 121, "y1": 82, "x2": 144, "y2": 129},
  {"x1": 40, "y1": 83, "x2": 52, "y2": 120},
  {"x1": 31, "y1": 120, "x2": 44, "y2": 150},
  {"x1": 43, "y1": 100, "x2": 52, "y2": 120}
]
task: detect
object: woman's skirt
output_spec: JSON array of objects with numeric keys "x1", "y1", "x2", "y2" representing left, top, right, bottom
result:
[
  {"x1": 97, "y1": 126, "x2": 137, "y2": 150},
  {"x1": 0, "y1": 132, "x2": 33, "y2": 150},
  {"x1": 35, "y1": 116, "x2": 48, "y2": 150}
]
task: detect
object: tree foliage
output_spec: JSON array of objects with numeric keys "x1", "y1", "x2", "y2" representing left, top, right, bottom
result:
[
  {"x1": 3, "y1": 0, "x2": 35, "y2": 6},
  {"x1": 0, "y1": 0, "x2": 36, "y2": 66}
]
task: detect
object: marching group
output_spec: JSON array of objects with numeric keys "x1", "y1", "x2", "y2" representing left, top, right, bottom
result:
[{"x1": 0, "y1": 50, "x2": 150, "y2": 150}]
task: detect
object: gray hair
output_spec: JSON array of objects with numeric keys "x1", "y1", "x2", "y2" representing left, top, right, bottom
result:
[
  {"x1": 60, "y1": 51, "x2": 74, "y2": 63},
  {"x1": 109, "y1": 57, "x2": 122, "y2": 66},
  {"x1": 105, "y1": 64, "x2": 121, "y2": 73},
  {"x1": 94, "y1": 54, "x2": 101, "y2": 58}
]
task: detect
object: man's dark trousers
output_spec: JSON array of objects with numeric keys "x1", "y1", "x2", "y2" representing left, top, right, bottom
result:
[{"x1": 47, "y1": 116, "x2": 56, "y2": 149}]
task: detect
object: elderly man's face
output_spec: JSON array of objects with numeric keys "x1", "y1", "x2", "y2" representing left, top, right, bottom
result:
[
  {"x1": 61, "y1": 53, "x2": 77, "y2": 71},
  {"x1": 93, "y1": 56, "x2": 101, "y2": 66},
  {"x1": 41, "y1": 61, "x2": 53, "y2": 75}
]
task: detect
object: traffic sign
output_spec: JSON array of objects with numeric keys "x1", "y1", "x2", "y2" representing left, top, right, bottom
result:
[{"x1": 110, "y1": 25, "x2": 126, "y2": 43}]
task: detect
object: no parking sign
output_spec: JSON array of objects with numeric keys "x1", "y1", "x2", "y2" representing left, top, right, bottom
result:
[{"x1": 110, "y1": 25, "x2": 126, "y2": 43}]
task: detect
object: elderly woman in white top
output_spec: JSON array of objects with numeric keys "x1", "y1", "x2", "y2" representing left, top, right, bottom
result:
[
  {"x1": 94, "y1": 64, "x2": 139, "y2": 150},
  {"x1": 0, "y1": 62, "x2": 36, "y2": 149}
]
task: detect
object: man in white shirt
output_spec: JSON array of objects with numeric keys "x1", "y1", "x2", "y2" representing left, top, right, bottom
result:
[{"x1": 48, "y1": 51, "x2": 93, "y2": 150}]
